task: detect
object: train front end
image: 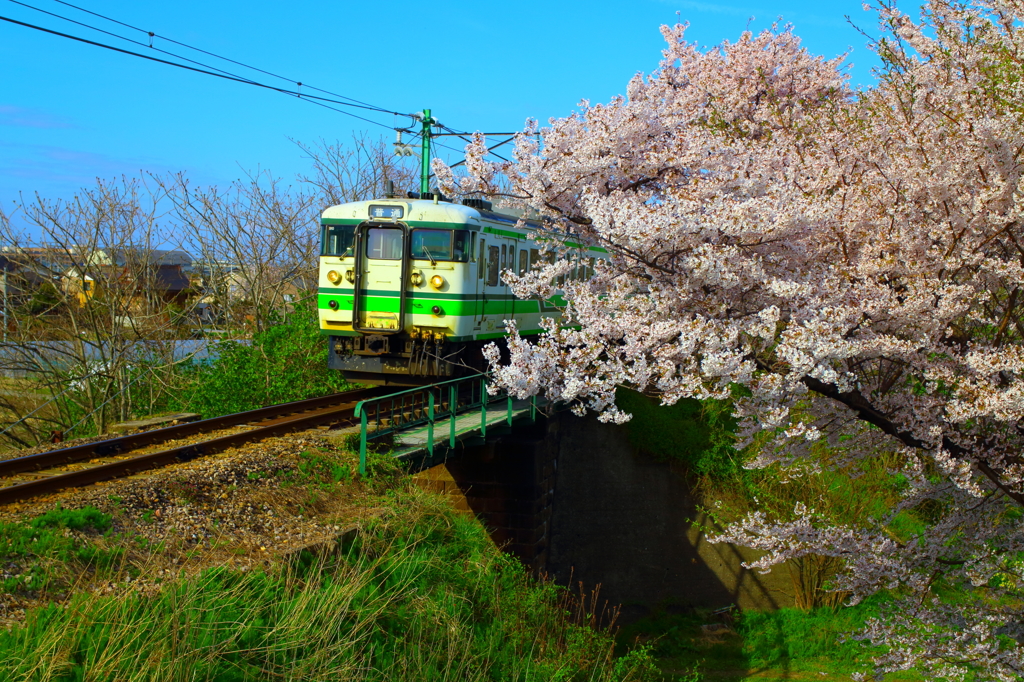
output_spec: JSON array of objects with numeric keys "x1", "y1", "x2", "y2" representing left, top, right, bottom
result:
[{"x1": 318, "y1": 198, "x2": 481, "y2": 385}]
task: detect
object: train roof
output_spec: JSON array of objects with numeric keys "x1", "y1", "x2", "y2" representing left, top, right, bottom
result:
[{"x1": 320, "y1": 198, "x2": 544, "y2": 232}]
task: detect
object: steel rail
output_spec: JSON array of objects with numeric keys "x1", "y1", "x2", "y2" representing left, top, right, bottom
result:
[
  {"x1": 0, "y1": 387, "x2": 389, "y2": 478},
  {"x1": 0, "y1": 387, "x2": 393, "y2": 505}
]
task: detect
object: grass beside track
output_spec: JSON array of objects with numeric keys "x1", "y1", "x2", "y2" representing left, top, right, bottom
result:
[
  {"x1": 0, "y1": 489, "x2": 658, "y2": 681},
  {"x1": 0, "y1": 427, "x2": 929, "y2": 682}
]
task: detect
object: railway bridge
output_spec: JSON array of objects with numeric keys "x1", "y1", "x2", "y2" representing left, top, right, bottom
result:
[{"x1": 354, "y1": 376, "x2": 792, "y2": 618}]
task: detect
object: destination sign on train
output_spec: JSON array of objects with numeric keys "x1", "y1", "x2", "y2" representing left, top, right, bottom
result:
[{"x1": 369, "y1": 205, "x2": 404, "y2": 219}]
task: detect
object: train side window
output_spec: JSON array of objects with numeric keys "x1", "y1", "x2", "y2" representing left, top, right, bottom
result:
[
  {"x1": 487, "y1": 246, "x2": 500, "y2": 286},
  {"x1": 453, "y1": 231, "x2": 469, "y2": 262},
  {"x1": 478, "y1": 239, "x2": 486, "y2": 279},
  {"x1": 530, "y1": 249, "x2": 540, "y2": 269},
  {"x1": 500, "y1": 244, "x2": 506, "y2": 272},
  {"x1": 519, "y1": 250, "x2": 528, "y2": 275},
  {"x1": 324, "y1": 224, "x2": 356, "y2": 256}
]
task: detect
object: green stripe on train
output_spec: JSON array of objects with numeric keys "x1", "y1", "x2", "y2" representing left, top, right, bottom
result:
[
  {"x1": 317, "y1": 295, "x2": 560, "y2": 316},
  {"x1": 317, "y1": 297, "x2": 546, "y2": 317},
  {"x1": 317, "y1": 291, "x2": 565, "y2": 307},
  {"x1": 319, "y1": 286, "x2": 521, "y2": 300}
]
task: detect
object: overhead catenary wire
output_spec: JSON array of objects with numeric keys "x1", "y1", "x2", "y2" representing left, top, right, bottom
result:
[
  {"x1": 0, "y1": 12, "x2": 408, "y2": 130},
  {"x1": 49, "y1": 0, "x2": 390, "y2": 113},
  {"x1": 431, "y1": 136, "x2": 517, "y2": 184},
  {"x1": 3, "y1": 2, "x2": 524, "y2": 177},
  {"x1": 436, "y1": 124, "x2": 512, "y2": 163},
  {"x1": 9, "y1": 0, "x2": 268, "y2": 86}
]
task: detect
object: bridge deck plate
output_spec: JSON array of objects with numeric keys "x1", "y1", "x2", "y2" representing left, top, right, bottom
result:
[{"x1": 390, "y1": 400, "x2": 539, "y2": 459}]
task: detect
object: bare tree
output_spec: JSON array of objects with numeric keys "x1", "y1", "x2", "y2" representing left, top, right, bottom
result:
[
  {"x1": 0, "y1": 176, "x2": 195, "y2": 444},
  {"x1": 294, "y1": 133, "x2": 419, "y2": 205},
  {"x1": 163, "y1": 170, "x2": 318, "y2": 334}
]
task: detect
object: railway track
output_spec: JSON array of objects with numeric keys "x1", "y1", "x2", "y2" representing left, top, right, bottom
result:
[{"x1": 0, "y1": 387, "x2": 394, "y2": 506}]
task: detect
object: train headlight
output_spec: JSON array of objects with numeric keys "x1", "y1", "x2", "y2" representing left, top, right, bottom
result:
[
  {"x1": 429, "y1": 274, "x2": 445, "y2": 289},
  {"x1": 345, "y1": 269, "x2": 355, "y2": 283},
  {"x1": 327, "y1": 270, "x2": 341, "y2": 284},
  {"x1": 410, "y1": 270, "x2": 424, "y2": 286}
]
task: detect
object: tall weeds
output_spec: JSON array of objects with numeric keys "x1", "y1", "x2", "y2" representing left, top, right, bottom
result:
[{"x1": 0, "y1": 490, "x2": 658, "y2": 682}]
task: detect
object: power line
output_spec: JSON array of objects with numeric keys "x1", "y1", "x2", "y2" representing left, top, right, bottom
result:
[
  {"x1": 10, "y1": 0, "x2": 266, "y2": 85},
  {"x1": 435, "y1": 137, "x2": 516, "y2": 176},
  {"x1": 437, "y1": 124, "x2": 512, "y2": 163},
  {"x1": 0, "y1": 12, "x2": 403, "y2": 130},
  {"x1": 5, "y1": 2, "x2": 403, "y2": 116},
  {"x1": 50, "y1": 0, "x2": 391, "y2": 113},
  {"x1": 8, "y1": 0, "x2": 410, "y2": 130},
  {"x1": 432, "y1": 131, "x2": 520, "y2": 137},
  {"x1": 4, "y1": 3, "x2": 525, "y2": 180},
  {"x1": 17, "y1": 1, "x2": 523, "y2": 145}
]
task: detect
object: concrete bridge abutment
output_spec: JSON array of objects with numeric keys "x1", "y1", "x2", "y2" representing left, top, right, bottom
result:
[{"x1": 413, "y1": 409, "x2": 793, "y2": 619}]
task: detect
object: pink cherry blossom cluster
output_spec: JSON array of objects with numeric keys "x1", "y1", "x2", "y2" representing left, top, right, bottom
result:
[{"x1": 436, "y1": 1, "x2": 1024, "y2": 677}]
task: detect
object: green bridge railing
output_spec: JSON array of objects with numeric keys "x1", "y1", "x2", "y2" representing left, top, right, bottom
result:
[{"x1": 353, "y1": 375, "x2": 539, "y2": 475}]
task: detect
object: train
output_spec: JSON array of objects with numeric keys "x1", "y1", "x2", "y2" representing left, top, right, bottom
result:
[{"x1": 317, "y1": 192, "x2": 606, "y2": 385}]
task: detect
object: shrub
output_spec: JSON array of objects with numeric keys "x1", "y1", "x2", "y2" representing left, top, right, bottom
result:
[{"x1": 166, "y1": 301, "x2": 351, "y2": 419}]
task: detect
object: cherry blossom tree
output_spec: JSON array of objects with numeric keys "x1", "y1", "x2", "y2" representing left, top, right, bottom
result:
[{"x1": 437, "y1": 1, "x2": 1024, "y2": 678}]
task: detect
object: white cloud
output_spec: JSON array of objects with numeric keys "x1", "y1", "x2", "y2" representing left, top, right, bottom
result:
[{"x1": 0, "y1": 105, "x2": 76, "y2": 130}]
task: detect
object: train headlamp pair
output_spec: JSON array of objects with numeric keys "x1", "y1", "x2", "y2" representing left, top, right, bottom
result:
[
  {"x1": 327, "y1": 269, "x2": 356, "y2": 285},
  {"x1": 410, "y1": 272, "x2": 445, "y2": 289}
]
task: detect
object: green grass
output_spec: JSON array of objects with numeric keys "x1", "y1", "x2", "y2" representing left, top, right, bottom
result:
[
  {"x1": 0, "y1": 506, "x2": 124, "y2": 594},
  {"x1": 616, "y1": 600, "x2": 925, "y2": 681},
  {"x1": 738, "y1": 601, "x2": 879, "y2": 669},
  {"x1": 0, "y1": 489, "x2": 659, "y2": 682},
  {"x1": 616, "y1": 389, "x2": 740, "y2": 480}
]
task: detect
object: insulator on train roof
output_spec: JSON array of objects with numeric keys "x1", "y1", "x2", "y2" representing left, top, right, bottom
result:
[
  {"x1": 384, "y1": 180, "x2": 395, "y2": 198},
  {"x1": 463, "y1": 198, "x2": 493, "y2": 211}
]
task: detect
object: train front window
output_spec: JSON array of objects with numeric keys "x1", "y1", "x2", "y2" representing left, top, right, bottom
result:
[
  {"x1": 410, "y1": 229, "x2": 470, "y2": 263},
  {"x1": 323, "y1": 225, "x2": 356, "y2": 256},
  {"x1": 365, "y1": 227, "x2": 403, "y2": 260}
]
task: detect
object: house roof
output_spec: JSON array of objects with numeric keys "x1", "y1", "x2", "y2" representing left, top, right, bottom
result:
[
  {"x1": 90, "y1": 248, "x2": 193, "y2": 268},
  {"x1": 155, "y1": 265, "x2": 191, "y2": 292}
]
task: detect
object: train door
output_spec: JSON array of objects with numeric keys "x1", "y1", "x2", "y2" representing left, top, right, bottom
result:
[
  {"x1": 500, "y1": 242, "x2": 514, "y2": 320},
  {"x1": 515, "y1": 246, "x2": 529, "y2": 326},
  {"x1": 474, "y1": 236, "x2": 488, "y2": 328},
  {"x1": 354, "y1": 224, "x2": 406, "y2": 331},
  {"x1": 478, "y1": 240, "x2": 502, "y2": 331}
]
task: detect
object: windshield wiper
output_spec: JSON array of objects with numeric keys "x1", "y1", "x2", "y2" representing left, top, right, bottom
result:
[{"x1": 421, "y1": 245, "x2": 437, "y2": 267}]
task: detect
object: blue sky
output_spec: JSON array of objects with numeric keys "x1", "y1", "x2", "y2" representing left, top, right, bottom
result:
[{"x1": 0, "y1": 0, "x2": 887, "y2": 206}]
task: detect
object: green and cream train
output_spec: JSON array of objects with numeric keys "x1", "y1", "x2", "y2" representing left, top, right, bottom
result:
[{"x1": 318, "y1": 195, "x2": 603, "y2": 385}]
